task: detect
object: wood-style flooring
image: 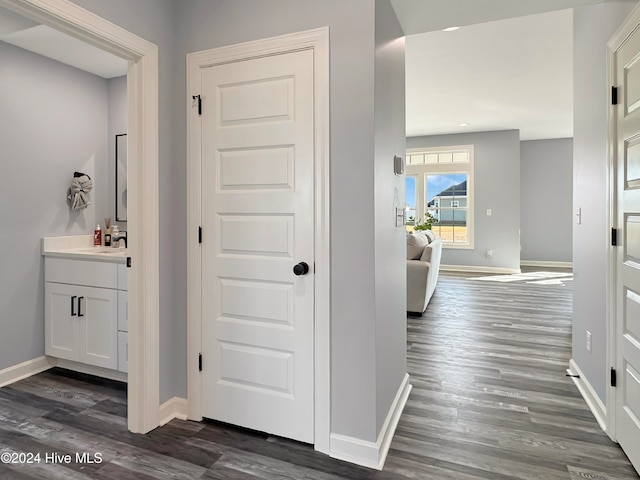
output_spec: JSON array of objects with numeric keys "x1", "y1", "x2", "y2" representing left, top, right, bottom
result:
[{"x1": 0, "y1": 270, "x2": 638, "y2": 479}]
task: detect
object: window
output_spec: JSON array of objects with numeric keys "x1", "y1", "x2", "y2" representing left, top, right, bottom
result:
[{"x1": 405, "y1": 145, "x2": 474, "y2": 248}]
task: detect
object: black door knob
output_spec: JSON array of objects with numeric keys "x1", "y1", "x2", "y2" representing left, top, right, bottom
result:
[{"x1": 293, "y1": 262, "x2": 310, "y2": 276}]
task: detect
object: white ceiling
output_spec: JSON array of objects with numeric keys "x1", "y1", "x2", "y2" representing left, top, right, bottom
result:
[
  {"x1": 391, "y1": 0, "x2": 607, "y2": 34},
  {"x1": 394, "y1": 0, "x2": 623, "y2": 140},
  {"x1": 405, "y1": 9, "x2": 574, "y2": 140},
  {"x1": 0, "y1": 6, "x2": 126, "y2": 79}
]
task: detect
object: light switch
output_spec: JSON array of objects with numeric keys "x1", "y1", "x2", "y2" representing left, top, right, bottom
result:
[
  {"x1": 576, "y1": 207, "x2": 582, "y2": 225},
  {"x1": 486, "y1": 209, "x2": 492, "y2": 216}
]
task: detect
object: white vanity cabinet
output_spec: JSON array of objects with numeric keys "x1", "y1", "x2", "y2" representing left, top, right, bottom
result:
[{"x1": 44, "y1": 257, "x2": 124, "y2": 373}]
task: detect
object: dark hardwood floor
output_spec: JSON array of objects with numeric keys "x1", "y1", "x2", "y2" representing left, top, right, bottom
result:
[{"x1": 1, "y1": 270, "x2": 638, "y2": 479}]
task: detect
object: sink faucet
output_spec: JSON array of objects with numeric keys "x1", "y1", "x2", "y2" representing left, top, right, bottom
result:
[{"x1": 113, "y1": 231, "x2": 127, "y2": 248}]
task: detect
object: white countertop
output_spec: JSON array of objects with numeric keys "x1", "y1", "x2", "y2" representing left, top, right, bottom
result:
[{"x1": 42, "y1": 235, "x2": 127, "y2": 263}]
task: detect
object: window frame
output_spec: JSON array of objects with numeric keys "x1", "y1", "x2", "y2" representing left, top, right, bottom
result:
[{"x1": 406, "y1": 145, "x2": 474, "y2": 249}]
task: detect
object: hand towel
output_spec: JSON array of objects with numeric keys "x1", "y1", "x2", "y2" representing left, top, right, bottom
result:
[{"x1": 67, "y1": 173, "x2": 93, "y2": 211}]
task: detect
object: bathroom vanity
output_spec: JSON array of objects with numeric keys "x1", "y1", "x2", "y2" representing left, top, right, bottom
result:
[{"x1": 42, "y1": 235, "x2": 128, "y2": 381}]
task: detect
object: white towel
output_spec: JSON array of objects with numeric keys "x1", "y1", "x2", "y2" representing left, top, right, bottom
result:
[{"x1": 67, "y1": 174, "x2": 93, "y2": 211}]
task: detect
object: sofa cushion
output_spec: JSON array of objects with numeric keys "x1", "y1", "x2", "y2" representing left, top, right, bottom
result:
[
  {"x1": 420, "y1": 235, "x2": 441, "y2": 262},
  {"x1": 423, "y1": 230, "x2": 436, "y2": 242},
  {"x1": 407, "y1": 232, "x2": 429, "y2": 260}
]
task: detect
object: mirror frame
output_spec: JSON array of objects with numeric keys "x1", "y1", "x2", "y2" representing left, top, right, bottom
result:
[{"x1": 116, "y1": 133, "x2": 127, "y2": 221}]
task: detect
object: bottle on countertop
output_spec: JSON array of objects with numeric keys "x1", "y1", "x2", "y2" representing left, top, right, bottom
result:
[
  {"x1": 104, "y1": 217, "x2": 112, "y2": 247},
  {"x1": 94, "y1": 224, "x2": 102, "y2": 246},
  {"x1": 111, "y1": 225, "x2": 119, "y2": 248}
]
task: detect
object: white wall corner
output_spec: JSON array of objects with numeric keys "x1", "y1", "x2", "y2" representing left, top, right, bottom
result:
[
  {"x1": 568, "y1": 359, "x2": 607, "y2": 432},
  {"x1": 0, "y1": 356, "x2": 55, "y2": 388},
  {"x1": 159, "y1": 397, "x2": 189, "y2": 426},
  {"x1": 330, "y1": 373, "x2": 412, "y2": 470}
]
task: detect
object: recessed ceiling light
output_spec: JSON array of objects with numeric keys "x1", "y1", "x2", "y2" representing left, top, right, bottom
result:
[
  {"x1": 443, "y1": 26, "x2": 460, "y2": 32},
  {"x1": 459, "y1": 123, "x2": 469, "y2": 127}
]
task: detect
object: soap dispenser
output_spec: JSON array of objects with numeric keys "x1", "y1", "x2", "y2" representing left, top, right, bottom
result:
[
  {"x1": 94, "y1": 225, "x2": 102, "y2": 246},
  {"x1": 111, "y1": 225, "x2": 119, "y2": 248}
]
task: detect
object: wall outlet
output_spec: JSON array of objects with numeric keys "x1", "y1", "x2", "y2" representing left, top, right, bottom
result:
[
  {"x1": 486, "y1": 208, "x2": 492, "y2": 216},
  {"x1": 486, "y1": 249, "x2": 493, "y2": 260},
  {"x1": 586, "y1": 330, "x2": 592, "y2": 352}
]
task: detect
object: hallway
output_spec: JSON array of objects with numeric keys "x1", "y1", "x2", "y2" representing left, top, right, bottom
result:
[{"x1": 396, "y1": 271, "x2": 637, "y2": 479}]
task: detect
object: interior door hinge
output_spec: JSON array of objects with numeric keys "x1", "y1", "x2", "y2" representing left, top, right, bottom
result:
[
  {"x1": 126, "y1": 256, "x2": 132, "y2": 268},
  {"x1": 612, "y1": 86, "x2": 619, "y2": 105},
  {"x1": 198, "y1": 226, "x2": 202, "y2": 244},
  {"x1": 199, "y1": 353, "x2": 203, "y2": 372},
  {"x1": 192, "y1": 94, "x2": 202, "y2": 115},
  {"x1": 612, "y1": 227, "x2": 618, "y2": 246},
  {"x1": 611, "y1": 367, "x2": 617, "y2": 387}
]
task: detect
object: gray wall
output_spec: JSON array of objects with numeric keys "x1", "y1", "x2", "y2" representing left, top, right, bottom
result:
[
  {"x1": 0, "y1": 41, "x2": 108, "y2": 369},
  {"x1": 573, "y1": 1, "x2": 637, "y2": 402},
  {"x1": 374, "y1": 0, "x2": 407, "y2": 434},
  {"x1": 70, "y1": 0, "x2": 180, "y2": 404},
  {"x1": 107, "y1": 75, "x2": 127, "y2": 229},
  {"x1": 407, "y1": 130, "x2": 521, "y2": 271},
  {"x1": 520, "y1": 138, "x2": 573, "y2": 263}
]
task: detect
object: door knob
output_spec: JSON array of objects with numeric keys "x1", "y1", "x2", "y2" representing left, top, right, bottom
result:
[{"x1": 293, "y1": 262, "x2": 310, "y2": 276}]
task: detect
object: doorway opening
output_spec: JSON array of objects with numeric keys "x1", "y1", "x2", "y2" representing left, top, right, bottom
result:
[{"x1": 0, "y1": 0, "x2": 160, "y2": 434}]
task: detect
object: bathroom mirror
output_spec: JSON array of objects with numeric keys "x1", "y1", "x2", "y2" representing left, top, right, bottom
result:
[{"x1": 115, "y1": 133, "x2": 127, "y2": 221}]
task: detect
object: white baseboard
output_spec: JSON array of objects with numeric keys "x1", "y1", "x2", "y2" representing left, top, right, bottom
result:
[
  {"x1": 55, "y1": 359, "x2": 128, "y2": 383},
  {"x1": 159, "y1": 397, "x2": 188, "y2": 426},
  {"x1": 568, "y1": 359, "x2": 607, "y2": 431},
  {"x1": 521, "y1": 260, "x2": 573, "y2": 269},
  {"x1": 0, "y1": 356, "x2": 55, "y2": 388},
  {"x1": 330, "y1": 373, "x2": 412, "y2": 470},
  {"x1": 440, "y1": 264, "x2": 521, "y2": 275}
]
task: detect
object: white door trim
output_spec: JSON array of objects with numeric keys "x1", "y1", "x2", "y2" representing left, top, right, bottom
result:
[
  {"x1": 0, "y1": 0, "x2": 160, "y2": 433},
  {"x1": 607, "y1": 1, "x2": 640, "y2": 442},
  {"x1": 186, "y1": 27, "x2": 331, "y2": 453}
]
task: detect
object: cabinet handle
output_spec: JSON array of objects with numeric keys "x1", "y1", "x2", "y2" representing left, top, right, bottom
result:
[
  {"x1": 71, "y1": 296, "x2": 77, "y2": 316},
  {"x1": 78, "y1": 297, "x2": 84, "y2": 317}
]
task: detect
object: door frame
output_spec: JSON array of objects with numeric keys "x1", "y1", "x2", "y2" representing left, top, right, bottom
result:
[
  {"x1": 186, "y1": 27, "x2": 331, "y2": 453},
  {"x1": 607, "y1": 1, "x2": 640, "y2": 442},
  {"x1": 0, "y1": 0, "x2": 160, "y2": 433}
]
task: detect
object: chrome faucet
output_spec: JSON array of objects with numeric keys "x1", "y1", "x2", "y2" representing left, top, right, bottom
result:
[{"x1": 113, "y1": 231, "x2": 127, "y2": 248}]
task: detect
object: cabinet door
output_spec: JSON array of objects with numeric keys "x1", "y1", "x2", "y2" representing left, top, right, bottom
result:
[
  {"x1": 76, "y1": 285, "x2": 118, "y2": 370},
  {"x1": 45, "y1": 283, "x2": 79, "y2": 361}
]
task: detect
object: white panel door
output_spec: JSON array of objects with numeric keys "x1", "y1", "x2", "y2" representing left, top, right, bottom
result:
[
  {"x1": 201, "y1": 49, "x2": 315, "y2": 443},
  {"x1": 615, "y1": 22, "x2": 640, "y2": 472}
]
